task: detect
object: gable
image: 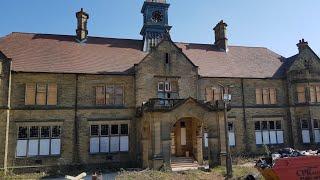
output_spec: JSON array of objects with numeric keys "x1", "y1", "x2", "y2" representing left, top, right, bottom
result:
[
  {"x1": 288, "y1": 47, "x2": 320, "y2": 72},
  {"x1": 136, "y1": 39, "x2": 198, "y2": 76},
  {"x1": 0, "y1": 51, "x2": 8, "y2": 60}
]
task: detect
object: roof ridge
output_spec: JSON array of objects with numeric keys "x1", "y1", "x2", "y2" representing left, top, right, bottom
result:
[
  {"x1": 175, "y1": 41, "x2": 273, "y2": 49},
  {"x1": 9, "y1": 32, "x2": 277, "y2": 50},
  {"x1": 10, "y1": 32, "x2": 143, "y2": 42}
]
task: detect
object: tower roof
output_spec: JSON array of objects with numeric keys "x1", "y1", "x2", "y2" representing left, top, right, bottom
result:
[{"x1": 145, "y1": 0, "x2": 166, "y2": 3}]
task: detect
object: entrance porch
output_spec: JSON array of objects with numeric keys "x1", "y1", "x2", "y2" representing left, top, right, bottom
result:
[{"x1": 138, "y1": 98, "x2": 228, "y2": 170}]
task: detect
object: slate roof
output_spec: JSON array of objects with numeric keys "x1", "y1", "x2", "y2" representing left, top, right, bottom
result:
[{"x1": 0, "y1": 32, "x2": 285, "y2": 78}]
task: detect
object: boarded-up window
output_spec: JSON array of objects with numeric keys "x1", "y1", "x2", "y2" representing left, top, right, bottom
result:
[
  {"x1": 115, "y1": 85, "x2": 124, "y2": 105},
  {"x1": 254, "y1": 119, "x2": 284, "y2": 145},
  {"x1": 270, "y1": 88, "x2": 277, "y2": 104},
  {"x1": 25, "y1": 83, "x2": 36, "y2": 105},
  {"x1": 262, "y1": 88, "x2": 270, "y2": 104},
  {"x1": 47, "y1": 83, "x2": 57, "y2": 105},
  {"x1": 228, "y1": 122, "x2": 236, "y2": 146},
  {"x1": 96, "y1": 85, "x2": 124, "y2": 106},
  {"x1": 310, "y1": 86, "x2": 316, "y2": 103},
  {"x1": 256, "y1": 88, "x2": 276, "y2": 105},
  {"x1": 26, "y1": 83, "x2": 57, "y2": 105},
  {"x1": 256, "y1": 89, "x2": 263, "y2": 104},
  {"x1": 95, "y1": 86, "x2": 105, "y2": 105},
  {"x1": 316, "y1": 86, "x2": 320, "y2": 103},
  {"x1": 301, "y1": 119, "x2": 310, "y2": 143},
  {"x1": 310, "y1": 85, "x2": 320, "y2": 103},
  {"x1": 106, "y1": 85, "x2": 114, "y2": 105},
  {"x1": 297, "y1": 86, "x2": 306, "y2": 103},
  {"x1": 16, "y1": 125, "x2": 61, "y2": 157},
  {"x1": 205, "y1": 88, "x2": 213, "y2": 102},
  {"x1": 90, "y1": 123, "x2": 129, "y2": 154},
  {"x1": 36, "y1": 84, "x2": 47, "y2": 105},
  {"x1": 213, "y1": 87, "x2": 223, "y2": 101}
]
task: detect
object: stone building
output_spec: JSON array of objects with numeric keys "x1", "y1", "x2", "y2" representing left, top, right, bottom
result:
[{"x1": 0, "y1": 0, "x2": 320, "y2": 171}]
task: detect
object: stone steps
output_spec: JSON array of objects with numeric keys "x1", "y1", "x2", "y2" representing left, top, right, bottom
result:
[{"x1": 171, "y1": 157, "x2": 199, "y2": 172}]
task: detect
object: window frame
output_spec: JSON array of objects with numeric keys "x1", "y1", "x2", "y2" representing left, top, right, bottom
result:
[
  {"x1": 89, "y1": 122, "x2": 130, "y2": 155},
  {"x1": 296, "y1": 85, "x2": 306, "y2": 104},
  {"x1": 254, "y1": 119, "x2": 284, "y2": 145},
  {"x1": 310, "y1": 85, "x2": 320, "y2": 103},
  {"x1": 25, "y1": 83, "x2": 58, "y2": 106},
  {"x1": 95, "y1": 84, "x2": 125, "y2": 106},
  {"x1": 16, "y1": 125, "x2": 62, "y2": 158},
  {"x1": 256, "y1": 88, "x2": 277, "y2": 105}
]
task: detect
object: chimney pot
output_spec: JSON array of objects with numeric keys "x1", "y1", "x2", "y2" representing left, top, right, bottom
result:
[
  {"x1": 297, "y1": 38, "x2": 308, "y2": 52},
  {"x1": 76, "y1": 8, "x2": 89, "y2": 42}
]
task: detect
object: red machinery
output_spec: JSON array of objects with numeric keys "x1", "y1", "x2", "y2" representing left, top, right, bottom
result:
[{"x1": 256, "y1": 156, "x2": 320, "y2": 180}]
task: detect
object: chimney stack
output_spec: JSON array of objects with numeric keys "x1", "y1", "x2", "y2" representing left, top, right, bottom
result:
[
  {"x1": 213, "y1": 20, "x2": 228, "y2": 52},
  {"x1": 76, "y1": 8, "x2": 89, "y2": 42},
  {"x1": 297, "y1": 38, "x2": 308, "y2": 52}
]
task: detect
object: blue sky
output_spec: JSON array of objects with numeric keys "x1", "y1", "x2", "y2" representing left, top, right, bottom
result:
[{"x1": 1, "y1": 0, "x2": 319, "y2": 57}]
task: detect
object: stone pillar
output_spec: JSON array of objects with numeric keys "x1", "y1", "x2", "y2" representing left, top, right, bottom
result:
[
  {"x1": 218, "y1": 112, "x2": 227, "y2": 166},
  {"x1": 206, "y1": 112, "x2": 222, "y2": 167},
  {"x1": 208, "y1": 137, "x2": 220, "y2": 166},
  {"x1": 162, "y1": 140, "x2": 171, "y2": 165},
  {"x1": 141, "y1": 139, "x2": 149, "y2": 169},
  {"x1": 161, "y1": 120, "x2": 171, "y2": 165},
  {"x1": 154, "y1": 121, "x2": 161, "y2": 155},
  {"x1": 196, "y1": 123, "x2": 203, "y2": 165},
  {"x1": 152, "y1": 121, "x2": 163, "y2": 169}
]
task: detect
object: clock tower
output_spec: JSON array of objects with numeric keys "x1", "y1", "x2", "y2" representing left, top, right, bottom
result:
[{"x1": 140, "y1": 0, "x2": 172, "y2": 52}]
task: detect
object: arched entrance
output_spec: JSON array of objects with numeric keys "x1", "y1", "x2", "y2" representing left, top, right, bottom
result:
[{"x1": 170, "y1": 117, "x2": 203, "y2": 164}]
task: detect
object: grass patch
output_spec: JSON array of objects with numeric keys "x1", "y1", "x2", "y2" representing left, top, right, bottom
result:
[
  {"x1": 212, "y1": 165, "x2": 261, "y2": 179},
  {"x1": 116, "y1": 169, "x2": 223, "y2": 180},
  {"x1": 0, "y1": 170, "x2": 45, "y2": 180},
  {"x1": 116, "y1": 165, "x2": 260, "y2": 180}
]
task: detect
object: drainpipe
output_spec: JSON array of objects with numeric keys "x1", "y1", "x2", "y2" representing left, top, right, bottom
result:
[
  {"x1": 240, "y1": 79, "x2": 249, "y2": 153},
  {"x1": 73, "y1": 74, "x2": 79, "y2": 164},
  {"x1": 4, "y1": 59, "x2": 12, "y2": 174}
]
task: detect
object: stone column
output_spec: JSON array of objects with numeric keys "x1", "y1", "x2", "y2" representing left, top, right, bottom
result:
[
  {"x1": 154, "y1": 121, "x2": 161, "y2": 155},
  {"x1": 218, "y1": 112, "x2": 227, "y2": 166},
  {"x1": 195, "y1": 123, "x2": 203, "y2": 165},
  {"x1": 152, "y1": 120, "x2": 163, "y2": 169},
  {"x1": 206, "y1": 112, "x2": 221, "y2": 167},
  {"x1": 141, "y1": 139, "x2": 149, "y2": 169},
  {"x1": 161, "y1": 119, "x2": 172, "y2": 165},
  {"x1": 208, "y1": 137, "x2": 220, "y2": 166}
]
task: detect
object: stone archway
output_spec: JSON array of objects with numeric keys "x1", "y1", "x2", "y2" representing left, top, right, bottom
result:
[
  {"x1": 170, "y1": 117, "x2": 203, "y2": 164},
  {"x1": 140, "y1": 98, "x2": 224, "y2": 169}
]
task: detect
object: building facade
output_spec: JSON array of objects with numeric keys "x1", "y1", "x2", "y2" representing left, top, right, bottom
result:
[{"x1": 0, "y1": 0, "x2": 320, "y2": 171}]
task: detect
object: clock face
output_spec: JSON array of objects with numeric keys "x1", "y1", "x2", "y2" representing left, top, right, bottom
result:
[{"x1": 152, "y1": 11, "x2": 164, "y2": 23}]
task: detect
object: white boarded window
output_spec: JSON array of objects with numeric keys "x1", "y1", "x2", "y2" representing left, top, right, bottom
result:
[
  {"x1": 228, "y1": 121, "x2": 236, "y2": 146},
  {"x1": 314, "y1": 119, "x2": 320, "y2": 143},
  {"x1": 254, "y1": 119, "x2": 284, "y2": 145},
  {"x1": 16, "y1": 125, "x2": 61, "y2": 157},
  {"x1": 204, "y1": 133, "x2": 208, "y2": 147},
  {"x1": 90, "y1": 123, "x2": 129, "y2": 154},
  {"x1": 301, "y1": 119, "x2": 310, "y2": 143}
]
